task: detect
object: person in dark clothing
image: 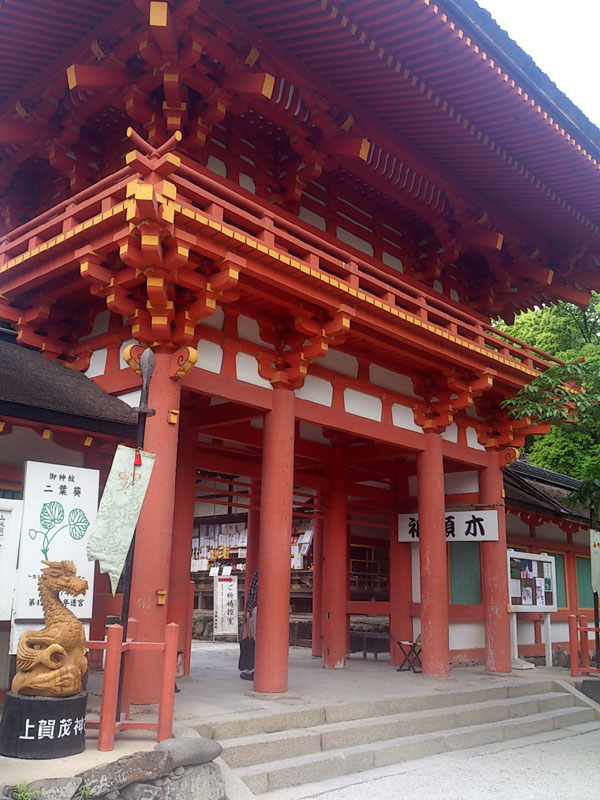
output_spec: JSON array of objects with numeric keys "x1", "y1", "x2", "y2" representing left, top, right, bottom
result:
[{"x1": 240, "y1": 569, "x2": 258, "y2": 680}]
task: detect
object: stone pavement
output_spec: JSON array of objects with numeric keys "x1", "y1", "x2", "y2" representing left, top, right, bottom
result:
[
  {"x1": 309, "y1": 728, "x2": 600, "y2": 800},
  {"x1": 0, "y1": 641, "x2": 593, "y2": 791}
]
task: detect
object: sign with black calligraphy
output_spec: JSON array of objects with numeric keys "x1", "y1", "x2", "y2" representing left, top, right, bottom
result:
[
  {"x1": 11, "y1": 461, "x2": 99, "y2": 629},
  {"x1": 213, "y1": 576, "x2": 239, "y2": 636},
  {"x1": 0, "y1": 500, "x2": 22, "y2": 620},
  {"x1": 398, "y1": 510, "x2": 499, "y2": 542}
]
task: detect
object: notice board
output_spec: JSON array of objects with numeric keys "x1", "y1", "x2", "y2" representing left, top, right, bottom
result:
[{"x1": 506, "y1": 549, "x2": 557, "y2": 613}]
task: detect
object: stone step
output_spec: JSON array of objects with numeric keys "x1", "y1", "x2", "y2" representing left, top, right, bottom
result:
[
  {"x1": 210, "y1": 679, "x2": 558, "y2": 740},
  {"x1": 220, "y1": 692, "x2": 575, "y2": 768},
  {"x1": 236, "y1": 705, "x2": 597, "y2": 794},
  {"x1": 263, "y1": 721, "x2": 600, "y2": 800}
]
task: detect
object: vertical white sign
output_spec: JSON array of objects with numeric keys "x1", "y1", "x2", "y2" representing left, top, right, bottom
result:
[
  {"x1": 11, "y1": 461, "x2": 99, "y2": 651},
  {"x1": 0, "y1": 500, "x2": 23, "y2": 620},
  {"x1": 213, "y1": 576, "x2": 238, "y2": 636}
]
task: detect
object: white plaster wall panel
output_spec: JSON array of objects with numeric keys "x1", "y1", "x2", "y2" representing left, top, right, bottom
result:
[
  {"x1": 411, "y1": 542, "x2": 420, "y2": 603},
  {"x1": 574, "y1": 529, "x2": 590, "y2": 547},
  {"x1": 392, "y1": 403, "x2": 424, "y2": 433},
  {"x1": 506, "y1": 513, "x2": 531, "y2": 536},
  {"x1": 117, "y1": 390, "x2": 141, "y2": 408},
  {"x1": 237, "y1": 316, "x2": 272, "y2": 347},
  {"x1": 250, "y1": 417, "x2": 264, "y2": 429},
  {"x1": 298, "y1": 421, "x2": 330, "y2": 445},
  {"x1": 433, "y1": 280, "x2": 444, "y2": 294},
  {"x1": 382, "y1": 251, "x2": 403, "y2": 272},
  {"x1": 516, "y1": 619, "x2": 536, "y2": 645},
  {"x1": 412, "y1": 617, "x2": 422, "y2": 641},
  {"x1": 0, "y1": 426, "x2": 85, "y2": 468},
  {"x1": 444, "y1": 470, "x2": 479, "y2": 495},
  {"x1": 195, "y1": 340, "x2": 223, "y2": 374},
  {"x1": 466, "y1": 426, "x2": 486, "y2": 449},
  {"x1": 336, "y1": 226, "x2": 374, "y2": 256},
  {"x1": 207, "y1": 155, "x2": 227, "y2": 177},
  {"x1": 119, "y1": 338, "x2": 136, "y2": 367},
  {"x1": 449, "y1": 621, "x2": 485, "y2": 650},
  {"x1": 299, "y1": 206, "x2": 326, "y2": 231},
  {"x1": 441, "y1": 423, "x2": 458, "y2": 443},
  {"x1": 344, "y1": 388, "x2": 382, "y2": 421},
  {"x1": 536, "y1": 521, "x2": 569, "y2": 542},
  {"x1": 235, "y1": 352, "x2": 273, "y2": 389},
  {"x1": 318, "y1": 348, "x2": 358, "y2": 377},
  {"x1": 465, "y1": 406, "x2": 484, "y2": 419},
  {"x1": 200, "y1": 306, "x2": 225, "y2": 331},
  {"x1": 370, "y1": 365, "x2": 416, "y2": 397},
  {"x1": 551, "y1": 621, "x2": 569, "y2": 641},
  {"x1": 450, "y1": 289, "x2": 460, "y2": 302},
  {"x1": 0, "y1": 631, "x2": 9, "y2": 688},
  {"x1": 85, "y1": 348, "x2": 107, "y2": 378},
  {"x1": 408, "y1": 476, "x2": 418, "y2": 497},
  {"x1": 194, "y1": 501, "x2": 217, "y2": 517},
  {"x1": 295, "y1": 375, "x2": 333, "y2": 406},
  {"x1": 239, "y1": 173, "x2": 256, "y2": 193},
  {"x1": 80, "y1": 309, "x2": 110, "y2": 339}
]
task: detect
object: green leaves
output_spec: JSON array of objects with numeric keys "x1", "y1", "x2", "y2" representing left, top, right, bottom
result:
[
  {"x1": 68, "y1": 508, "x2": 90, "y2": 540},
  {"x1": 40, "y1": 501, "x2": 64, "y2": 530}
]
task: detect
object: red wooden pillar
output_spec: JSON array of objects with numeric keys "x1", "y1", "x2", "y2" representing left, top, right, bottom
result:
[
  {"x1": 417, "y1": 432, "x2": 449, "y2": 677},
  {"x1": 254, "y1": 387, "x2": 295, "y2": 693},
  {"x1": 311, "y1": 491, "x2": 325, "y2": 657},
  {"x1": 390, "y1": 465, "x2": 412, "y2": 665},
  {"x1": 480, "y1": 452, "x2": 511, "y2": 673},
  {"x1": 245, "y1": 478, "x2": 261, "y2": 604},
  {"x1": 323, "y1": 447, "x2": 348, "y2": 669},
  {"x1": 129, "y1": 351, "x2": 182, "y2": 703},
  {"x1": 167, "y1": 403, "x2": 197, "y2": 673}
]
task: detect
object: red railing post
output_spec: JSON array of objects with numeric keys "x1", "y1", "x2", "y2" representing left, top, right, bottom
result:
[
  {"x1": 568, "y1": 614, "x2": 579, "y2": 677},
  {"x1": 580, "y1": 614, "x2": 590, "y2": 671},
  {"x1": 98, "y1": 624, "x2": 123, "y2": 751},
  {"x1": 185, "y1": 581, "x2": 195, "y2": 676},
  {"x1": 120, "y1": 617, "x2": 138, "y2": 720},
  {"x1": 157, "y1": 623, "x2": 179, "y2": 742}
]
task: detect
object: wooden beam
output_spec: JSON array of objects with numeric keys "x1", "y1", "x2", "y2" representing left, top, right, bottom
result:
[
  {"x1": 66, "y1": 64, "x2": 129, "y2": 91},
  {"x1": 196, "y1": 402, "x2": 265, "y2": 429},
  {"x1": 0, "y1": 121, "x2": 55, "y2": 144},
  {"x1": 221, "y1": 72, "x2": 275, "y2": 100}
]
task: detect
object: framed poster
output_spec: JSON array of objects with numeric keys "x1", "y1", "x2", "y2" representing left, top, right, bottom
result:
[
  {"x1": 398, "y1": 510, "x2": 499, "y2": 542},
  {"x1": 0, "y1": 500, "x2": 23, "y2": 620},
  {"x1": 507, "y1": 550, "x2": 557, "y2": 613},
  {"x1": 11, "y1": 462, "x2": 99, "y2": 652}
]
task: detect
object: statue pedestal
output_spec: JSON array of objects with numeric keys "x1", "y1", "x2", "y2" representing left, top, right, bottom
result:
[{"x1": 0, "y1": 692, "x2": 87, "y2": 759}]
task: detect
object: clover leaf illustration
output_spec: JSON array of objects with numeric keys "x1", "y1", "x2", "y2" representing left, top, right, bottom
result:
[{"x1": 29, "y1": 501, "x2": 90, "y2": 559}]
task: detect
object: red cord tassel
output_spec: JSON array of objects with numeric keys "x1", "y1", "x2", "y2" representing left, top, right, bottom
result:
[{"x1": 134, "y1": 449, "x2": 142, "y2": 466}]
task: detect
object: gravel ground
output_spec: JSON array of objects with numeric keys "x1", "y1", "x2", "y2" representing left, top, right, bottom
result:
[{"x1": 315, "y1": 729, "x2": 600, "y2": 800}]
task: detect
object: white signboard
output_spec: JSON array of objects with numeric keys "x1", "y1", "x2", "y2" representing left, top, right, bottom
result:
[
  {"x1": 590, "y1": 529, "x2": 600, "y2": 594},
  {"x1": 0, "y1": 500, "x2": 23, "y2": 620},
  {"x1": 398, "y1": 510, "x2": 499, "y2": 542},
  {"x1": 213, "y1": 575, "x2": 238, "y2": 636},
  {"x1": 12, "y1": 461, "x2": 99, "y2": 641}
]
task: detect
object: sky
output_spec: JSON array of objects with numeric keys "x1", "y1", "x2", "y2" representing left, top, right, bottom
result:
[{"x1": 476, "y1": 0, "x2": 600, "y2": 129}]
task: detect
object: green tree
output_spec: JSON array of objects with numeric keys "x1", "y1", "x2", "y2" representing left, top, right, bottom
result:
[
  {"x1": 498, "y1": 293, "x2": 600, "y2": 481},
  {"x1": 499, "y1": 293, "x2": 600, "y2": 513}
]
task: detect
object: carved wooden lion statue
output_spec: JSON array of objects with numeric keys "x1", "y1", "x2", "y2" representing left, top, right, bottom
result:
[{"x1": 11, "y1": 560, "x2": 89, "y2": 697}]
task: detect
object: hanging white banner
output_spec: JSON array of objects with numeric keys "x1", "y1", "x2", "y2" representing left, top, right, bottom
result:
[
  {"x1": 86, "y1": 444, "x2": 155, "y2": 595},
  {"x1": 590, "y1": 529, "x2": 600, "y2": 595},
  {"x1": 213, "y1": 576, "x2": 238, "y2": 636},
  {"x1": 0, "y1": 500, "x2": 23, "y2": 620},
  {"x1": 398, "y1": 509, "x2": 499, "y2": 542}
]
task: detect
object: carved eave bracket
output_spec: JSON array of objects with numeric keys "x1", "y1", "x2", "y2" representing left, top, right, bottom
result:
[
  {"x1": 412, "y1": 368, "x2": 495, "y2": 433},
  {"x1": 256, "y1": 306, "x2": 352, "y2": 389}
]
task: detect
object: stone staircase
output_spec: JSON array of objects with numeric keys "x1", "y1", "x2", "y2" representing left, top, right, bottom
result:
[{"x1": 214, "y1": 680, "x2": 600, "y2": 797}]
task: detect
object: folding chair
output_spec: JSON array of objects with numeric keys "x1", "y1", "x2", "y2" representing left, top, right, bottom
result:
[{"x1": 397, "y1": 633, "x2": 422, "y2": 673}]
